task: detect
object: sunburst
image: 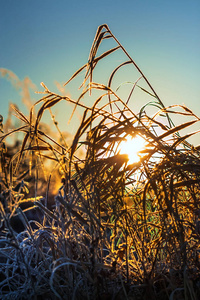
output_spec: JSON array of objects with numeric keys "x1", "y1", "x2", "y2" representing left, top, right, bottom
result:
[{"x1": 119, "y1": 135, "x2": 146, "y2": 164}]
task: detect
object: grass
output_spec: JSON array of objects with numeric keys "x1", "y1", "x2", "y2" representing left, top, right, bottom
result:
[{"x1": 0, "y1": 24, "x2": 200, "y2": 299}]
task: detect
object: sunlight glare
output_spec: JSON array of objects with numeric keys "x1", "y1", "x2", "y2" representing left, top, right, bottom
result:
[{"x1": 119, "y1": 135, "x2": 146, "y2": 164}]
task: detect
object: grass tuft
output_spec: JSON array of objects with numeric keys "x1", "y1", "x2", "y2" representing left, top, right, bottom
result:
[{"x1": 0, "y1": 24, "x2": 200, "y2": 299}]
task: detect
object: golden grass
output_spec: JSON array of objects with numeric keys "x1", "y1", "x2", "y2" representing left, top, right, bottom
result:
[{"x1": 0, "y1": 24, "x2": 200, "y2": 299}]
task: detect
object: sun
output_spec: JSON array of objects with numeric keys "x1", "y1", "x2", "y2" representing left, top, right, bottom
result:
[{"x1": 119, "y1": 135, "x2": 146, "y2": 164}]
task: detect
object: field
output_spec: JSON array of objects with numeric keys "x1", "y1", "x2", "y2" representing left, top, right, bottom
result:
[{"x1": 0, "y1": 24, "x2": 200, "y2": 299}]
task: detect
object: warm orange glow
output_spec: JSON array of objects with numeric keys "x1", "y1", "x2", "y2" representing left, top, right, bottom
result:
[{"x1": 119, "y1": 135, "x2": 146, "y2": 164}]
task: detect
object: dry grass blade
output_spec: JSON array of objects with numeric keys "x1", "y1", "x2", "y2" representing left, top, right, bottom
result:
[
  {"x1": 158, "y1": 119, "x2": 198, "y2": 140},
  {"x1": 0, "y1": 125, "x2": 29, "y2": 141},
  {"x1": 82, "y1": 46, "x2": 120, "y2": 88},
  {"x1": 34, "y1": 96, "x2": 62, "y2": 131},
  {"x1": 11, "y1": 104, "x2": 30, "y2": 124},
  {"x1": 88, "y1": 24, "x2": 109, "y2": 62},
  {"x1": 35, "y1": 200, "x2": 58, "y2": 220},
  {"x1": 14, "y1": 131, "x2": 30, "y2": 173},
  {"x1": 16, "y1": 207, "x2": 34, "y2": 237},
  {"x1": 64, "y1": 64, "x2": 87, "y2": 86}
]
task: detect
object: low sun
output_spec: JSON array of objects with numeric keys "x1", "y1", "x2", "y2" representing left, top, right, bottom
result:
[{"x1": 119, "y1": 135, "x2": 146, "y2": 164}]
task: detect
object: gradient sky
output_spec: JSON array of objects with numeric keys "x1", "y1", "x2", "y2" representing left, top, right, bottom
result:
[{"x1": 1, "y1": 0, "x2": 200, "y2": 144}]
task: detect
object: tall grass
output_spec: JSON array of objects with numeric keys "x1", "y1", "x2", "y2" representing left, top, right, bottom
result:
[{"x1": 0, "y1": 24, "x2": 200, "y2": 299}]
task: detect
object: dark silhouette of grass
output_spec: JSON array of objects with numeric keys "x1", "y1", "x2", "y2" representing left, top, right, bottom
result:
[{"x1": 0, "y1": 24, "x2": 200, "y2": 299}]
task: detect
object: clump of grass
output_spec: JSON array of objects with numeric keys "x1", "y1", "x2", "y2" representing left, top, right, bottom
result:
[{"x1": 0, "y1": 24, "x2": 200, "y2": 299}]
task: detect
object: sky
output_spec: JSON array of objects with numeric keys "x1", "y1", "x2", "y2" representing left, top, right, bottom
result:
[{"x1": 1, "y1": 0, "x2": 200, "y2": 145}]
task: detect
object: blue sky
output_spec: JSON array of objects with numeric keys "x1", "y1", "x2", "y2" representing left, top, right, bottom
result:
[{"x1": 1, "y1": 0, "x2": 200, "y2": 144}]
